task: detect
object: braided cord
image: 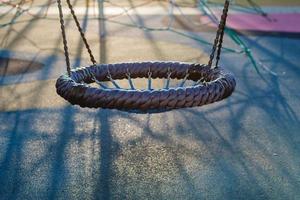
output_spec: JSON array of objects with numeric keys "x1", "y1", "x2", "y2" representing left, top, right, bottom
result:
[
  {"x1": 215, "y1": 0, "x2": 229, "y2": 67},
  {"x1": 56, "y1": 0, "x2": 97, "y2": 77},
  {"x1": 65, "y1": 0, "x2": 97, "y2": 65},
  {"x1": 57, "y1": 0, "x2": 71, "y2": 76},
  {"x1": 208, "y1": 0, "x2": 230, "y2": 68}
]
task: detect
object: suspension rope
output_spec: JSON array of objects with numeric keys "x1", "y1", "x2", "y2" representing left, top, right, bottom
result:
[
  {"x1": 56, "y1": 0, "x2": 97, "y2": 77},
  {"x1": 56, "y1": 0, "x2": 71, "y2": 76},
  {"x1": 208, "y1": 0, "x2": 230, "y2": 68},
  {"x1": 215, "y1": 0, "x2": 229, "y2": 67},
  {"x1": 65, "y1": 0, "x2": 97, "y2": 65}
]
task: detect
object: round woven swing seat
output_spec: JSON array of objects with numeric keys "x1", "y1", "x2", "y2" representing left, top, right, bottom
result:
[{"x1": 56, "y1": 61, "x2": 236, "y2": 111}]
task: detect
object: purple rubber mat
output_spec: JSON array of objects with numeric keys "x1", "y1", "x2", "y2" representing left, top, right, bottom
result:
[{"x1": 202, "y1": 13, "x2": 300, "y2": 33}]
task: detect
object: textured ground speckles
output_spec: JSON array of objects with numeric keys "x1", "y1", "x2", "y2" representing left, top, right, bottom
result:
[{"x1": 1, "y1": 1, "x2": 300, "y2": 199}]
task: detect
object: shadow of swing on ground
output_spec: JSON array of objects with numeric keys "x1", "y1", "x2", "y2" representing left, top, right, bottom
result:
[{"x1": 0, "y1": 0, "x2": 300, "y2": 199}]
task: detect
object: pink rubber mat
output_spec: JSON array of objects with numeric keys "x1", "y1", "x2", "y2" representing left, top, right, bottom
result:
[{"x1": 201, "y1": 13, "x2": 300, "y2": 33}]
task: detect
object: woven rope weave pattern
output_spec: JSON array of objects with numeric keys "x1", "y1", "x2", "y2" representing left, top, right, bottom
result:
[{"x1": 56, "y1": 62, "x2": 236, "y2": 111}]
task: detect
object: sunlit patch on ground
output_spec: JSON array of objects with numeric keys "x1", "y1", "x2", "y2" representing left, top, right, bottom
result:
[{"x1": 0, "y1": 0, "x2": 300, "y2": 199}]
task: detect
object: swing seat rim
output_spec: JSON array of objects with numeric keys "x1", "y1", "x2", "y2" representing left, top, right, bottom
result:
[{"x1": 55, "y1": 61, "x2": 236, "y2": 111}]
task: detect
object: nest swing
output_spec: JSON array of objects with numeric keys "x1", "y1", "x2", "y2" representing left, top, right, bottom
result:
[{"x1": 55, "y1": 0, "x2": 236, "y2": 112}]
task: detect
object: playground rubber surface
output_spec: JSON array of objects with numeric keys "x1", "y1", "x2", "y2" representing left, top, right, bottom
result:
[{"x1": 0, "y1": 1, "x2": 300, "y2": 199}]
